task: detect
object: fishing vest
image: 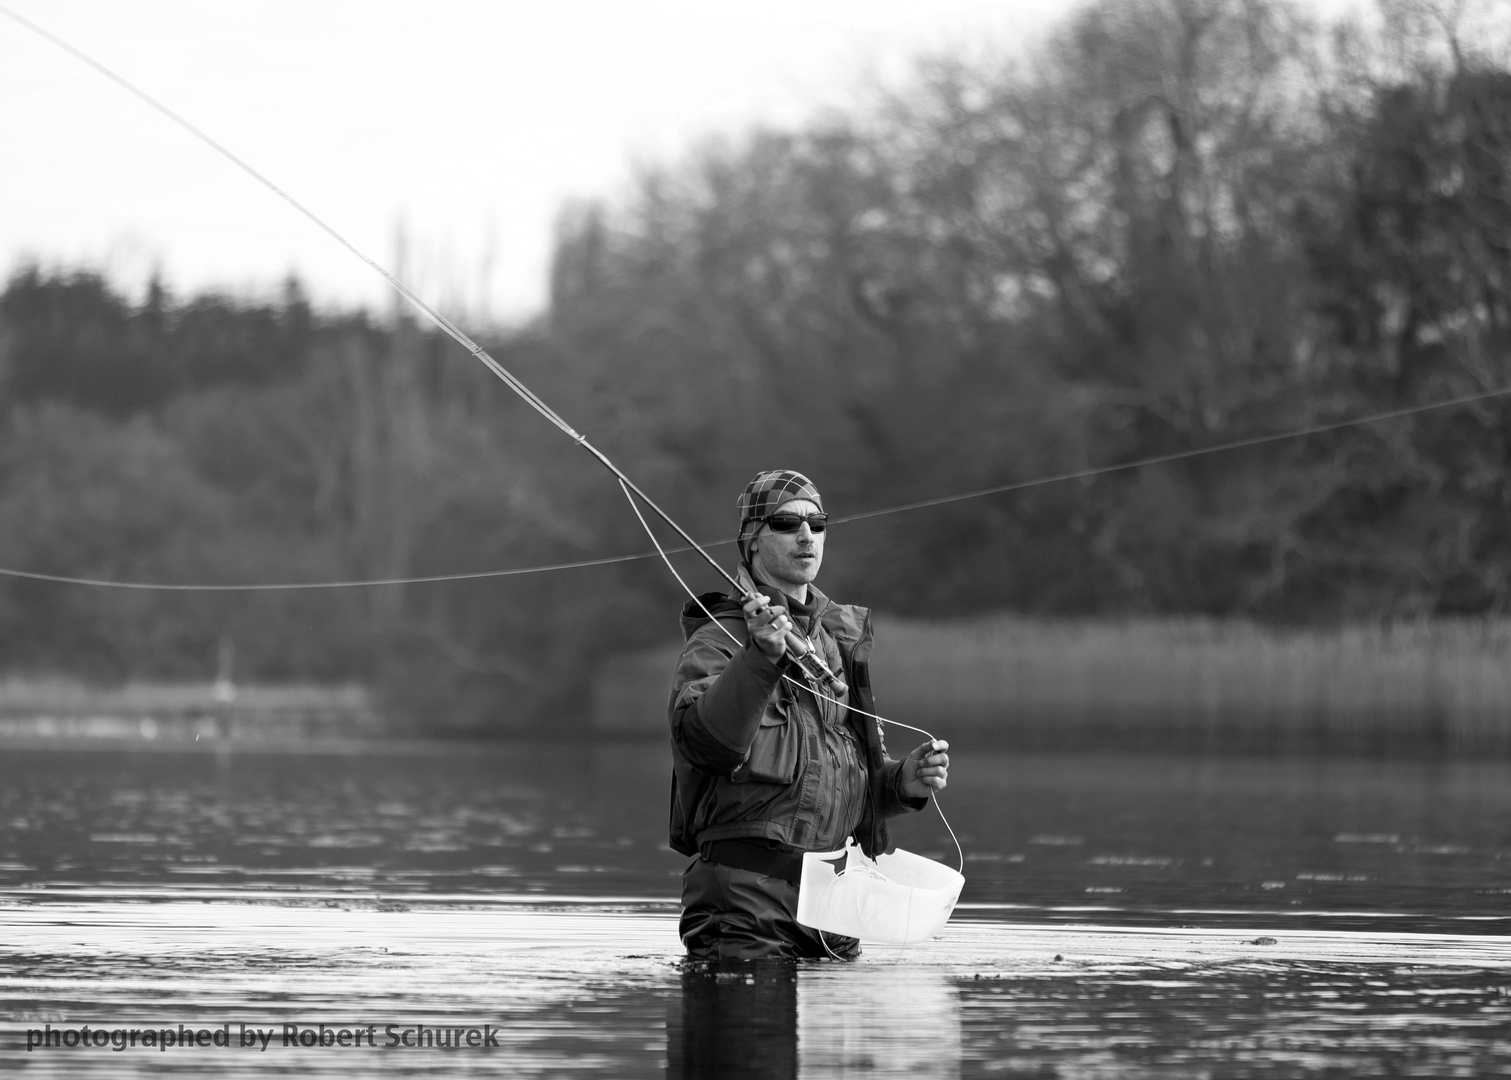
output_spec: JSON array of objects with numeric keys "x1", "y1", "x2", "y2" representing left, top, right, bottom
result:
[{"x1": 667, "y1": 590, "x2": 900, "y2": 860}]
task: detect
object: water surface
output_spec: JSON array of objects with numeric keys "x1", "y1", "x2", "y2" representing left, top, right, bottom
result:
[{"x1": 1, "y1": 742, "x2": 1508, "y2": 1076}]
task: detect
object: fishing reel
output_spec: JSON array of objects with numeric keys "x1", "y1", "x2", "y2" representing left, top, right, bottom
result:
[
  {"x1": 785, "y1": 632, "x2": 849, "y2": 697},
  {"x1": 734, "y1": 565, "x2": 847, "y2": 696},
  {"x1": 740, "y1": 592, "x2": 847, "y2": 696}
]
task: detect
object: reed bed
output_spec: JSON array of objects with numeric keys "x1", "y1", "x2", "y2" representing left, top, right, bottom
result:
[
  {"x1": 0, "y1": 678, "x2": 379, "y2": 742},
  {"x1": 593, "y1": 618, "x2": 1511, "y2": 753},
  {"x1": 0, "y1": 677, "x2": 373, "y2": 714},
  {"x1": 873, "y1": 616, "x2": 1511, "y2": 752}
]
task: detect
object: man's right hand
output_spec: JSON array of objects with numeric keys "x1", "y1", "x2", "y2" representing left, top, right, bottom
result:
[{"x1": 743, "y1": 595, "x2": 793, "y2": 661}]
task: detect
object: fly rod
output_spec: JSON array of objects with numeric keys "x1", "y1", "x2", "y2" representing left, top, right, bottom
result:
[{"x1": 0, "y1": 5, "x2": 845, "y2": 691}]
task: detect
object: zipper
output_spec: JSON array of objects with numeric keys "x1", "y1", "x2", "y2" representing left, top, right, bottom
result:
[
  {"x1": 805, "y1": 624, "x2": 861, "y2": 849},
  {"x1": 834, "y1": 732, "x2": 856, "y2": 848},
  {"x1": 815, "y1": 689, "x2": 861, "y2": 849}
]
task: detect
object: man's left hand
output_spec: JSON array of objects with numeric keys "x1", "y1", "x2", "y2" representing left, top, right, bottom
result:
[{"x1": 901, "y1": 739, "x2": 949, "y2": 799}]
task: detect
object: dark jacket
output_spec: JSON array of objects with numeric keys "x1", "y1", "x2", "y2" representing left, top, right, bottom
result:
[{"x1": 667, "y1": 581, "x2": 926, "y2": 860}]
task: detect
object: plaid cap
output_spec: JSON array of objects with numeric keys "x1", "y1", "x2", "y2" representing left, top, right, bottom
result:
[{"x1": 736, "y1": 469, "x2": 824, "y2": 562}]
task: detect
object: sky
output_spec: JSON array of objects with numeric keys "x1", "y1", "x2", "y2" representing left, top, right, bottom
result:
[{"x1": 2, "y1": 0, "x2": 1368, "y2": 326}]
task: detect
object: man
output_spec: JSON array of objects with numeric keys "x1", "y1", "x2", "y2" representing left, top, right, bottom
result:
[{"x1": 667, "y1": 469, "x2": 950, "y2": 960}]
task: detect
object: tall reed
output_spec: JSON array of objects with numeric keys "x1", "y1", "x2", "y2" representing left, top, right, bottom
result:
[{"x1": 593, "y1": 617, "x2": 1511, "y2": 753}]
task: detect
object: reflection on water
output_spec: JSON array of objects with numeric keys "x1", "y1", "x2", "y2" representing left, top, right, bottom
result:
[
  {"x1": 668, "y1": 963, "x2": 961, "y2": 1079},
  {"x1": 0, "y1": 742, "x2": 1509, "y2": 1076},
  {"x1": 669, "y1": 962, "x2": 799, "y2": 1078},
  {"x1": 2, "y1": 897, "x2": 1508, "y2": 1077},
  {"x1": 798, "y1": 968, "x2": 960, "y2": 1078}
]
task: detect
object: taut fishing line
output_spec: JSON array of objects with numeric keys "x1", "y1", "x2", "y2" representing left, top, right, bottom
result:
[
  {"x1": 5, "y1": 6, "x2": 966, "y2": 936},
  {"x1": 0, "y1": 551, "x2": 669, "y2": 592},
  {"x1": 0, "y1": 18, "x2": 728, "y2": 591},
  {"x1": 18, "y1": 6, "x2": 1490, "y2": 939},
  {"x1": 5, "y1": 9, "x2": 1511, "y2": 597},
  {"x1": 0, "y1": 384, "x2": 1506, "y2": 592},
  {"x1": 0, "y1": 6, "x2": 850, "y2": 689}
]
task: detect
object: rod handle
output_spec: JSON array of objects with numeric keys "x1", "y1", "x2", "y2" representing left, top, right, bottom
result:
[{"x1": 742, "y1": 587, "x2": 848, "y2": 695}]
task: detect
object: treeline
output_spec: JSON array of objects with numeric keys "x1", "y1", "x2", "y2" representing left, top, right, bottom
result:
[{"x1": 2, "y1": 0, "x2": 1509, "y2": 733}]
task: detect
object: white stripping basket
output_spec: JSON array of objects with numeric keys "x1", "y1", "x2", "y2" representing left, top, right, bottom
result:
[{"x1": 795, "y1": 839, "x2": 964, "y2": 945}]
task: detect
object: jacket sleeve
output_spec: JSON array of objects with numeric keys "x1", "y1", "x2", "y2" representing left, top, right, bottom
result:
[
  {"x1": 881, "y1": 755, "x2": 929, "y2": 818},
  {"x1": 669, "y1": 622, "x2": 784, "y2": 774}
]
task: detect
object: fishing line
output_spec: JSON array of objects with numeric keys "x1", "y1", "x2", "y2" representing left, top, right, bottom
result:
[
  {"x1": 3, "y1": 3, "x2": 1508, "y2": 750},
  {"x1": 0, "y1": 8, "x2": 782, "y2": 617},
  {"x1": 0, "y1": 6, "x2": 578, "y2": 445},
  {"x1": 0, "y1": 380, "x2": 1506, "y2": 592},
  {"x1": 8, "y1": 6, "x2": 952, "y2": 945},
  {"x1": 619, "y1": 480, "x2": 964, "y2": 874},
  {"x1": 6, "y1": 0, "x2": 1510, "y2": 602},
  {"x1": 833, "y1": 383, "x2": 1511, "y2": 525},
  {"x1": 0, "y1": 550, "x2": 669, "y2": 592}
]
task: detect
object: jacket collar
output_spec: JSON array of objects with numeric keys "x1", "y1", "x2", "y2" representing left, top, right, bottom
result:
[{"x1": 737, "y1": 564, "x2": 829, "y2": 635}]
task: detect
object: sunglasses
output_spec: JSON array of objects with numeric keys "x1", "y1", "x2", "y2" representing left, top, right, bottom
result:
[{"x1": 764, "y1": 512, "x2": 828, "y2": 534}]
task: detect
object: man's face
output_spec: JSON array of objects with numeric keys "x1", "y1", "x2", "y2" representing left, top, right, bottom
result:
[{"x1": 749, "y1": 498, "x2": 825, "y2": 598}]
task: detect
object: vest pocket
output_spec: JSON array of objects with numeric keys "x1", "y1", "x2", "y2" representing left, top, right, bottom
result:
[{"x1": 731, "y1": 710, "x2": 799, "y2": 784}]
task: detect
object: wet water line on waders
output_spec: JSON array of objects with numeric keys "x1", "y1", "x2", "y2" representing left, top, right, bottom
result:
[{"x1": 622, "y1": 481, "x2": 967, "y2": 954}]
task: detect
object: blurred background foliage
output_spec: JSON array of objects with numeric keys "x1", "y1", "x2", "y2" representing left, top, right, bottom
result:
[{"x1": 1, "y1": 0, "x2": 1508, "y2": 733}]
